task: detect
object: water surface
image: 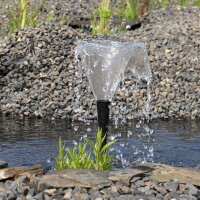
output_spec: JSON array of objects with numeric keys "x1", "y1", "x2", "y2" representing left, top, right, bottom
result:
[{"x1": 0, "y1": 115, "x2": 199, "y2": 168}]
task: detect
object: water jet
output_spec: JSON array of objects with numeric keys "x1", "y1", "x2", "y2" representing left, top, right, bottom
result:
[{"x1": 75, "y1": 40, "x2": 152, "y2": 146}]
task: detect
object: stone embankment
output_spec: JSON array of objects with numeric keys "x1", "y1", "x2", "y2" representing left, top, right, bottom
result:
[
  {"x1": 0, "y1": 7, "x2": 199, "y2": 120},
  {"x1": 0, "y1": 161, "x2": 200, "y2": 200}
]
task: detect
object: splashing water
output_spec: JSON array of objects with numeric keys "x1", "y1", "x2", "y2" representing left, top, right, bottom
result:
[
  {"x1": 74, "y1": 39, "x2": 154, "y2": 167},
  {"x1": 75, "y1": 40, "x2": 151, "y2": 101}
]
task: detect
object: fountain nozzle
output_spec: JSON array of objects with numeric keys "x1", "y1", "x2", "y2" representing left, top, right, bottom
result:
[{"x1": 97, "y1": 100, "x2": 110, "y2": 147}]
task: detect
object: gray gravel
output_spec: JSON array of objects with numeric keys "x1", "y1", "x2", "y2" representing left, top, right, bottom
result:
[
  {"x1": 0, "y1": 174, "x2": 200, "y2": 200},
  {"x1": 0, "y1": 6, "x2": 200, "y2": 120}
]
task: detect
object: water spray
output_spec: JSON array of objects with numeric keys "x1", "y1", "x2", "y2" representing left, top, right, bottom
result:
[{"x1": 75, "y1": 40, "x2": 152, "y2": 147}]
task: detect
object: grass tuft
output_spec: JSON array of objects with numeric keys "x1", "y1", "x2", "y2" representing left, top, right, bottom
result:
[{"x1": 55, "y1": 129, "x2": 117, "y2": 171}]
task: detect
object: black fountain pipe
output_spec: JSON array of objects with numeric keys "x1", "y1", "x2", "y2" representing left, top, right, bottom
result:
[{"x1": 97, "y1": 100, "x2": 110, "y2": 148}]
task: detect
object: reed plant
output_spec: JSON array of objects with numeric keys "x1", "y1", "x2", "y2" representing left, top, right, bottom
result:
[
  {"x1": 85, "y1": 128, "x2": 117, "y2": 170},
  {"x1": 65, "y1": 143, "x2": 93, "y2": 169},
  {"x1": 55, "y1": 129, "x2": 117, "y2": 170},
  {"x1": 178, "y1": 0, "x2": 200, "y2": 6},
  {"x1": 194, "y1": 0, "x2": 200, "y2": 6},
  {"x1": 160, "y1": 0, "x2": 169, "y2": 7},
  {"x1": 55, "y1": 137, "x2": 67, "y2": 170},
  {"x1": 178, "y1": 0, "x2": 187, "y2": 6},
  {"x1": 125, "y1": 0, "x2": 138, "y2": 20},
  {"x1": 4, "y1": 0, "x2": 46, "y2": 34},
  {"x1": 91, "y1": 0, "x2": 112, "y2": 34}
]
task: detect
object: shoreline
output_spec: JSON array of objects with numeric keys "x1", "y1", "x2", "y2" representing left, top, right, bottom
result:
[{"x1": 0, "y1": 161, "x2": 199, "y2": 200}]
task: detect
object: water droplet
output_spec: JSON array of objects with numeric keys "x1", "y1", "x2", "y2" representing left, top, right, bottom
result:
[
  {"x1": 87, "y1": 128, "x2": 91, "y2": 132},
  {"x1": 109, "y1": 135, "x2": 117, "y2": 140},
  {"x1": 111, "y1": 101, "x2": 116, "y2": 106},
  {"x1": 127, "y1": 130, "x2": 132, "y2": 137},
  {"x1": 74, "y1": 107, "x2": 80, "y2": 113},
  {"x1": 103, "y1": 87, "x2": 107, "y2": 92},
  {"x1": 73, "y1": 126, "x2": 79, "y2": 132},
  {"x1": 136, "y1": 123, "x2": 140, "y2": 128},
  {"x1": 73, "y1": 140, "x2": 77, "y2": 145},
  {"x1": 149, "y1": 129, "x2": 154, "y2": 134}
]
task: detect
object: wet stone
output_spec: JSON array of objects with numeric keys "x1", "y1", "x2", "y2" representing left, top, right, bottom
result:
[
  {"x1": 0, "y1": 161, "x2": 8, "y2": 169},
  {"x1": 148, "y1": 164, "x2": 200, "y2": 187},
  {"x1": 0, "y1": 164, "x2": 43, "y2": 180}
]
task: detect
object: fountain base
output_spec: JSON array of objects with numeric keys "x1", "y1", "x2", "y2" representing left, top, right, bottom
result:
[{"x1": 97, "y1": 100, "x2": 110, "y2": 147}]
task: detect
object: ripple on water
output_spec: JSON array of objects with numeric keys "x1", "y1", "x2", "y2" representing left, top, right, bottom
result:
[{"x1": 0, "y1": 115, "x2": 200, "y2": 168}]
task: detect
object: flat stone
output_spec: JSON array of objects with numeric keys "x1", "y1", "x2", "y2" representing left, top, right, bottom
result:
[
  {"x1": 63, "y1": 190, "x2": 72, "y2": 199},
  {"x1": 0, "y1": 164, "x2": 43, "y2": 180},
  {"x1": 185, "y1": 183, "x2": 198, "y2": 196},
  {"x1": 74, "y1": 192, "x2": 89, "y2": 200},
  {"x1": 0, "y1": 161, "x2": 8, "y2": 169},
  {"x1": 109, "y1": 168, "x2": 150, "y2": 186},
  {"x1": 39, "y1": 169, "x2": 111, "y2": 190},
  {"x1": 165, "y1": 179, "x2": 179, "y2": 192},
  {"x1": 148, "y1": 164, "x2": 200, "y2": 186},
  {"x1": 44, "y1": 188, "x2": 56, "y2": 195}
]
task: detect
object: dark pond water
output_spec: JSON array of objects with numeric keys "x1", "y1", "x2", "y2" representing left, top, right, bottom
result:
[{"x1": 0, "y1": 115, "x2": 200, "y2": 169}]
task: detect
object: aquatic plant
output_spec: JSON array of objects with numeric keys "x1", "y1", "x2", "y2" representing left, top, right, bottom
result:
[
  {"x1": 4, "y1": 0, "x2": 46, "y2": 34},
  {"x1": 55, "y1": 137, "x2": 67, "y2": 170},
  {"x1": 85, "y1": 128, "x2": 117, "y2": 170},
  {"x1": 55, "y1": 129, "x2": 117, "y2": 170},
  {"x1": 65, "y1": 143, "x2": 93, "y2": 169}
]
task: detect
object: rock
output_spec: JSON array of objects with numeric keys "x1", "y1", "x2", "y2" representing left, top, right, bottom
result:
[
  {"x1": 109, "y1": 168, "x2": 149, "y2": 186},
  {"x1": 63, "y1": 189, "x2": 73, "y2": 199},
  {"x1": 134, "y1": 180, "x2": 145, "y2": 187},
  {"x1": 74, "y1": 192, "x2": 89, "y2": 200},
  {"x1": 44, "y1": 188, "x2": 56, "y2": 195},
  {"x1": 137, "y1": 186, "x2": 150, "y2": 193},
  {"x1": 0, "y1": 161, "x2": 8, "y2": 169},
  {"x1": 110, "y1": 194, "x2": 137, "y2": 200},
  {"x1": 154, "y1": 185, "x2": 167, "y2": 195},
  {"x1": 0, "y1": 164, "x2": 43, "y2": 180},
  {"x1": 27, "y1": 188, "x2": 36, "y2": 197},
  {"x1": 165, "y1": 179, "x2": 179, "y2": 192},
  {"x1": 33, "y1": 192, "x2": 44, "y2": 200},
  {"x1": 39, "y1": 169, "x2": 111, "y2": 189},
  {"x1": 15, "y1": 175, "x2": 30, "y2": 184},
  {"x1": 184, "y1": 183, "x2": 198, "y2": 196},
  {"x1": 118, "y1": 185, "x2": 132, "y2": 194},
  {"x1": 148, "y1": 164, "x2": 200, "y2": 187}
]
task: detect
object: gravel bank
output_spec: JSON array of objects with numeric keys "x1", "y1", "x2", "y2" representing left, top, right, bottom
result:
[
  {"x1": 0, "y1": 163, "x2": 200, "y2": 200},
  {"x1": 1, "y1": 174, "x2": 200, "y2": 200},
  {"x1": 0, "y1": 7, "x2": 200, "y2": 120}
]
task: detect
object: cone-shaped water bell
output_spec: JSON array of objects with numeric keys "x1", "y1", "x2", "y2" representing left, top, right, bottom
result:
[{"x1": 75, "y1": 40, "x2": 152, "y2": 147}]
